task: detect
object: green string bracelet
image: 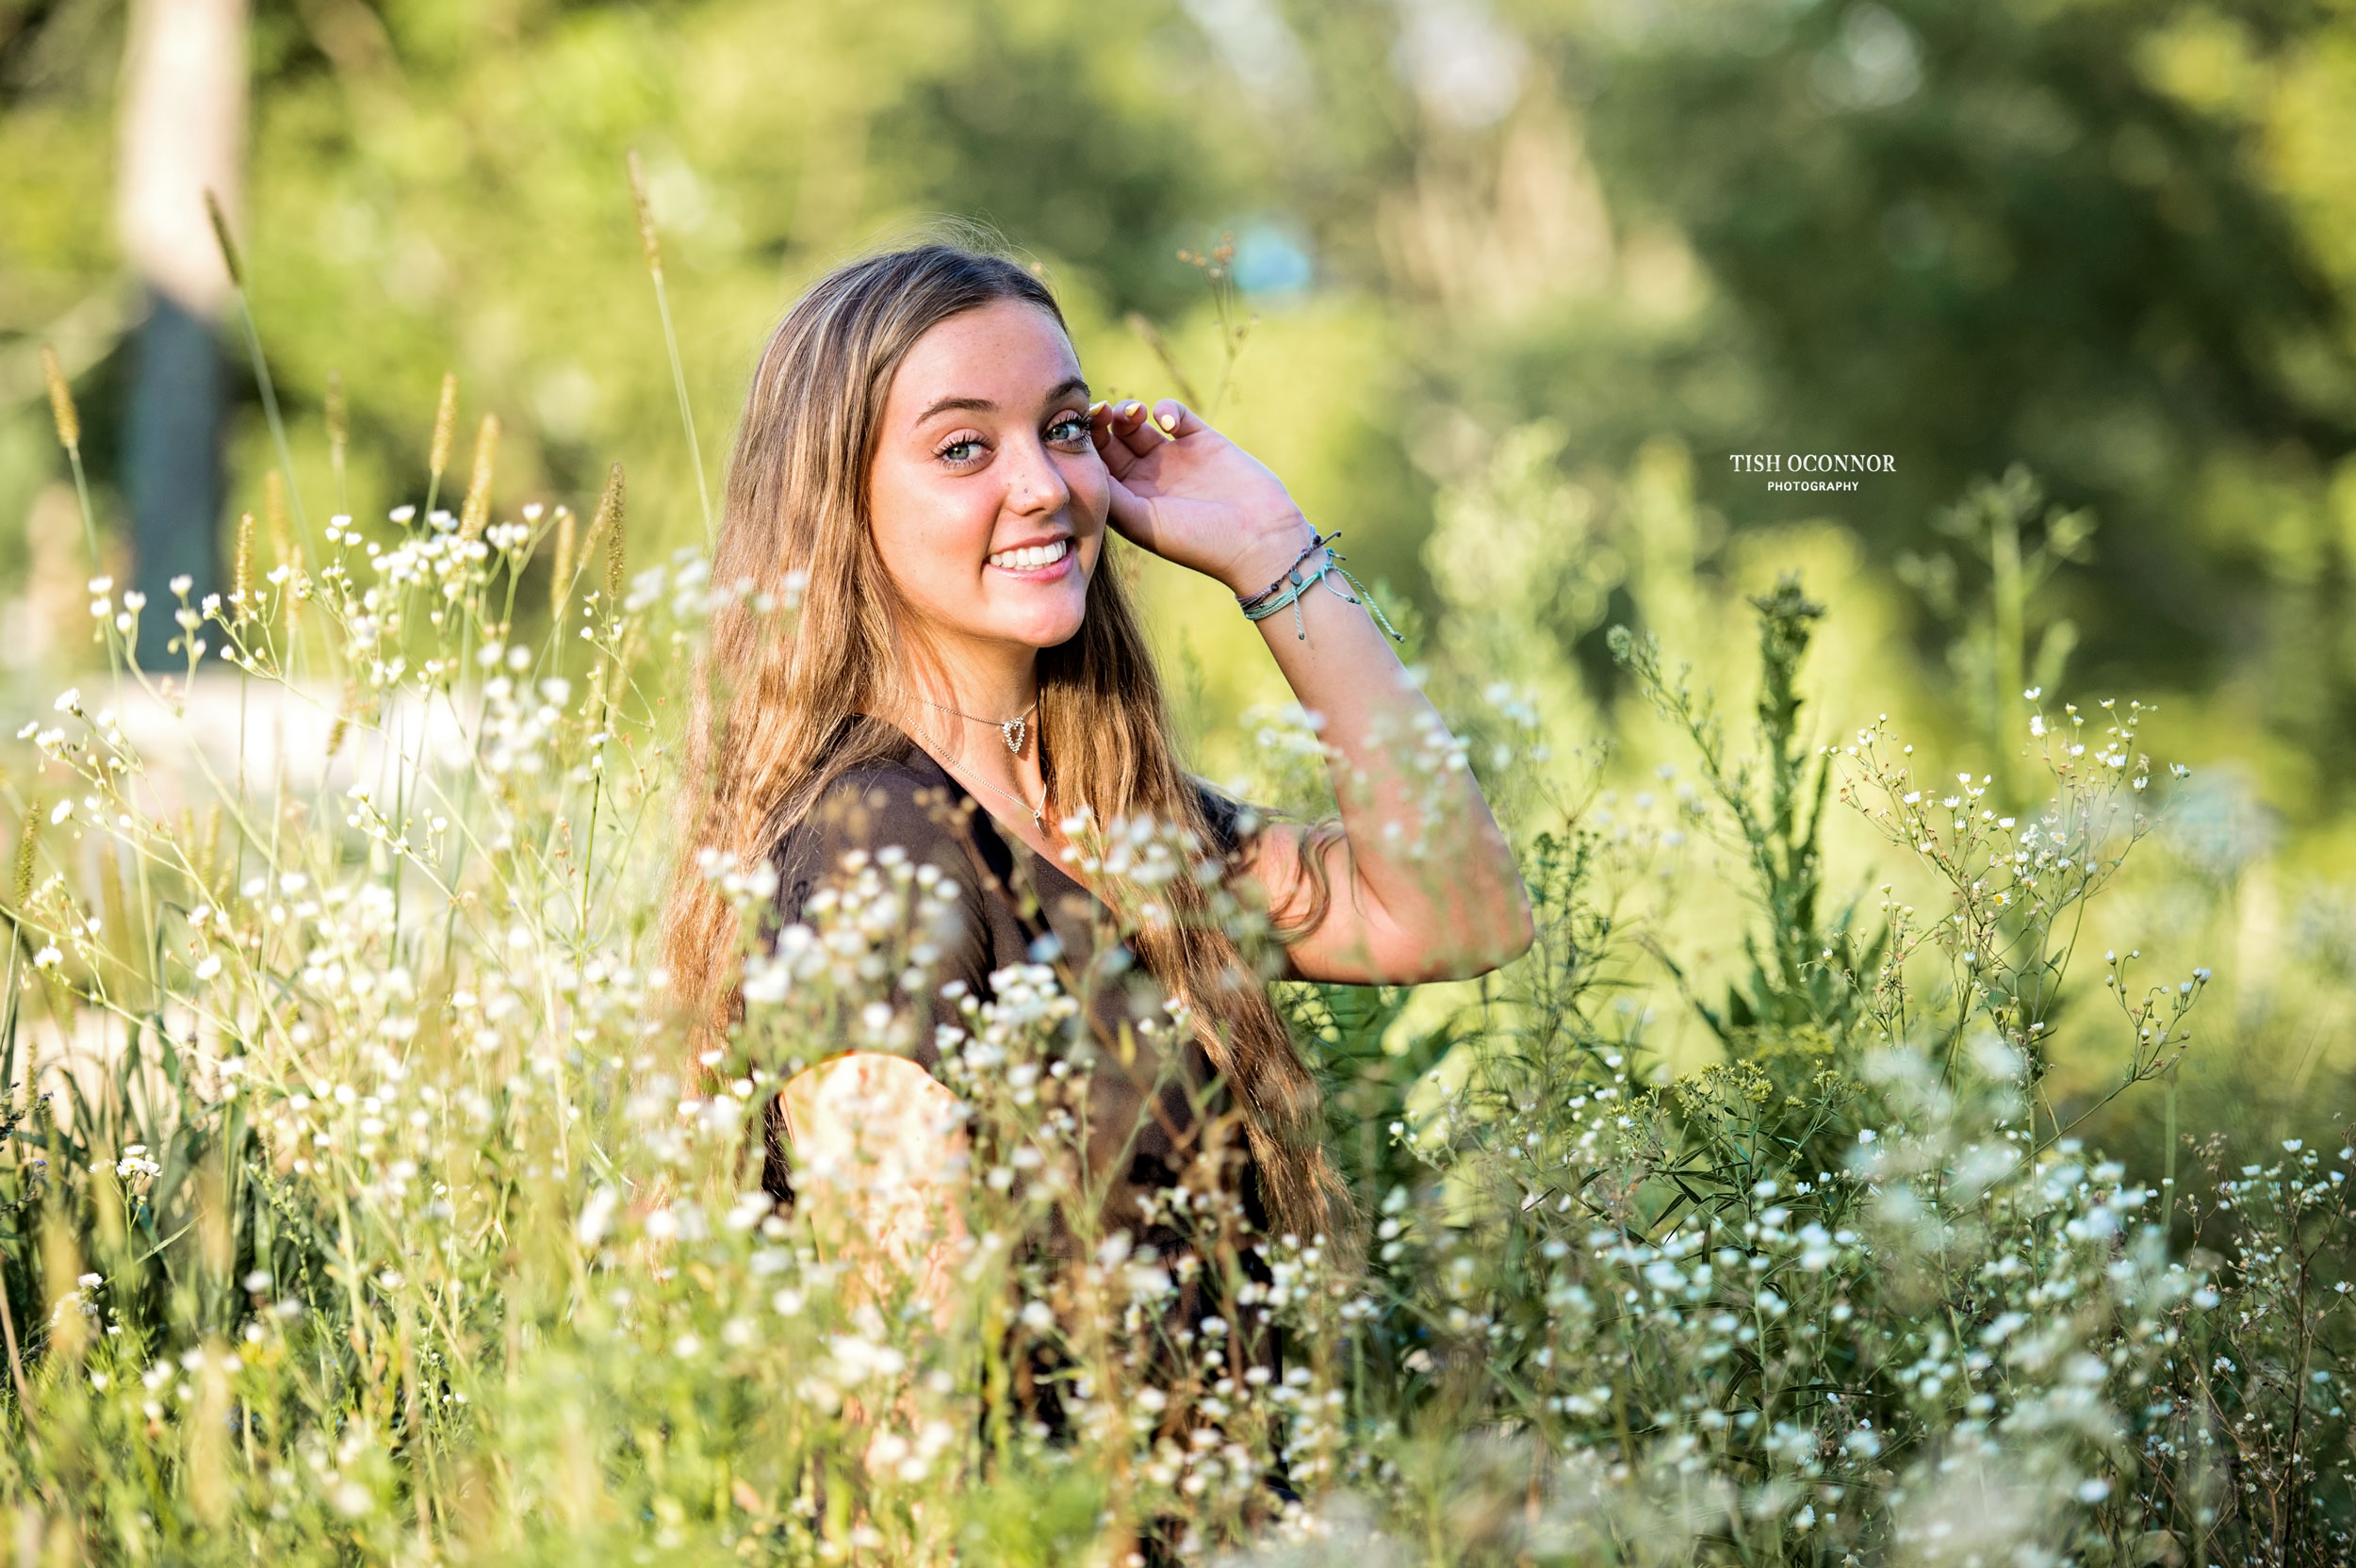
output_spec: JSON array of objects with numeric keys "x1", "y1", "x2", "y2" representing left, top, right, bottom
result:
[{"x1": 1235, "y1": 530, "x2": 1405, "y2": 645}]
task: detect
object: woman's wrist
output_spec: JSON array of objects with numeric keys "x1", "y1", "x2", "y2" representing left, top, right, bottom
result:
[{"x1": 1217, "y1": 514, "x2": 1322, "y2": 599}]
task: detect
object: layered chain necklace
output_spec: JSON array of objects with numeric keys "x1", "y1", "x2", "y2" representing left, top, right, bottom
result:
[
  {"x1": 916, "y1": 695, "x2": 1048, "y2": 831},
  {"x1": 957, "y1": 767, "x2": 1047, "y2": 833}
]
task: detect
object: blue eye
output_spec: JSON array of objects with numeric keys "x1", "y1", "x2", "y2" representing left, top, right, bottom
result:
[
  {"x1": 937, "y1": 438, "x2": 985, "y2": 465},
  {"x1": 1046, "y1": 415, "x2": 1089, "y2": 445}
]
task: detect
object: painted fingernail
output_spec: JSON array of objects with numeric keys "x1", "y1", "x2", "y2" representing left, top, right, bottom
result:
[
  {"x1": 1157, "y1": 411, "x2": 1178, "y2": 431},
  {"x1": 1126, "y1": 401, "x2": 1144, "y2": 418}
]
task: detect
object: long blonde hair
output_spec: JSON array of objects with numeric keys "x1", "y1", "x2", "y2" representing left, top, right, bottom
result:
[{"x1": 660, "y1": 244, "x2": 1351, "y2": 1252}]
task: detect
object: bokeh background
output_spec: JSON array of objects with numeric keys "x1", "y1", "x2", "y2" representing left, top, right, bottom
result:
[{"x1": 4, "y1": 0, "x2": 2353, "y2": 1169}]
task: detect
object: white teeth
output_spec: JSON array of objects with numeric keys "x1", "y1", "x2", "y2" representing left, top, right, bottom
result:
[{"x1": 989, "y1": 538, "x2": 1071, "y2": 571}]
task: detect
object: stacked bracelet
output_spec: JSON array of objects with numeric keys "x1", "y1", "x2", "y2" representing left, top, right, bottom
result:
[{"x1": 1235, "y1": 530, "x2": 1405, "y2": 645}]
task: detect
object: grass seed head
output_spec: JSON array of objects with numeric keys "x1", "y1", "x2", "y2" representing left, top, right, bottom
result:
[
  {"x1": 40, "y1": 346, "x2": 79, "y2": 451},
  {"x1": 326, "y1": 679, "x2": 357, "y2": 761},
  {"x1": 551, "y1": 507, "x2": 579, "y2": 621},
  {"x1": 597, "y1": 462, "x2": 628, "y2": 602},
  {"x1": 430, "y1": 372, "x2": 459, "y2": 479},
  {"x1": 199, "y1": 803, "x2": 225, "y2": 895},
  {"x1": 628, "y1": 149, "x2": 663, "y2": 279},
  {"x1": 234, "y1": 512, "x2": 255, "y2": 624},
  {"x1": 12, "y1": 800, "x2": 37, "y2": 907},
  {"x1": 462, "y1": 414, "x2": 500, "y2": 538}
]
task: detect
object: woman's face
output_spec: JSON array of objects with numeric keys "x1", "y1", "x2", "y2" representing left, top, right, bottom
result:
[{"x1": 868, "y1": 298, "x2": 1108, "y2": 658}]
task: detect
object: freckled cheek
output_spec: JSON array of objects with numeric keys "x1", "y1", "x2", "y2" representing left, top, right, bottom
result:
[{"x1": 1062, "y1": 456, "x2": 1113, "y2": 528}]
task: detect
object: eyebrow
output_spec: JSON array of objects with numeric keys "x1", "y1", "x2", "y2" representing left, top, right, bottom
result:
[{"x1": 913, "y1": 377, "x2": 1091, "y2": 426}]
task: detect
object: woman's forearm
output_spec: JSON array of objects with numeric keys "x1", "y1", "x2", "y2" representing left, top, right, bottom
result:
[{"x1": 1221, "y1": 531, "x2": 1534, "y2": 984}]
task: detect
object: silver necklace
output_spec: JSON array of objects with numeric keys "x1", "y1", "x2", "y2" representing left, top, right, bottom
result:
[
  {"x1": 919, "y1": 694, "x2": 1038, "y2": 756},
  {"x1": 948, "y1": 759, "x2": 1046, "y2": 832}
]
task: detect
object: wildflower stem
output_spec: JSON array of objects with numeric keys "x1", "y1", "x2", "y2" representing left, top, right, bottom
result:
[
  {"x1": 0, "y1": 937, "x2": 37, "y2": 1430},
  {"x1": 237, "y1": 635, "x2": 250, "y2": 816},
  {"x1": 391, "y1": 697, "x2": 411, "y2": 941},
  {"x1": 427, "y1": 371, "x2": 457, "y2": 517},
  {"x1": 213, "y1": 226, "x2": 312, "y2": 541},
  {"x1": 2163, "y1": 1060, "x2": 2179, "y2": 1233},
  {"x1": 656, "y1": 278, "x2": 712, "y2": 541},
  {"x1": 188, "y1": 219, "x2": 301, "y2": 960},
  {"x1": 1991, "y1": 499, "x2": 2023, "y2": 801},
  {"x1": 630, "y1": 151, "x2": 714, "y2": 542},
  {"x1": 435, "y1": 629, "x2": 491, "y2": 973},
  {"x1": 580, "y1": 741, "x2": 602, "y2": 942},
  {"x1": 54, "y1": 438, "x2": 127, "y2": 695},
  {"x1": 0, "y1": 1261, "x2": 28, "y2": 1424},
  {"x1": 327, "y1": 367, "x2": 349, "y2": 516}
]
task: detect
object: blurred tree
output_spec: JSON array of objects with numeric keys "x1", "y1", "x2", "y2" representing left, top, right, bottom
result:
[
  {"x1": 6, "y1": 0, "x2": 2356, "y2": 815},
  {"x1": 1521, "y1": 0, "x2": 2356, "y2": 801}
]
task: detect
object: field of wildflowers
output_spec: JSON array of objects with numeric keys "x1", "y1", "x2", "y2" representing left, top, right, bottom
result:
[{"x1": 3, "y1": 253, "x2": 2354, "y2": 1567}]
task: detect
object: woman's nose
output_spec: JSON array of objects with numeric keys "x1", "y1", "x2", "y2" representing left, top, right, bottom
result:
[{"x1": 1005, "y1": 436, "x2": 1071, "y2": 514}]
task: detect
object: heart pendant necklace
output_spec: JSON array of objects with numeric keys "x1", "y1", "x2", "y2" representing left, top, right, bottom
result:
[{"x1": 920, "y1": 694, "x2": 1039, "y2": 756}]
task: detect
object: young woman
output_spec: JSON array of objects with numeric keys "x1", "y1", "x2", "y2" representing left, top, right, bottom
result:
[{"x1": 661, "y1": 243, "x2": 1531, "y2": 1316}]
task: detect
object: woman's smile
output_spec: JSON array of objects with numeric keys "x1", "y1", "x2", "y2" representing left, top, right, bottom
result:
[{"x1": 985, "y1": 535, "x2": 1075, "y2": 576}]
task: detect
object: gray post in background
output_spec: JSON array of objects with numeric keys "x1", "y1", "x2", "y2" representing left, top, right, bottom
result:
[
  {"x1": 125, "y1": 291, "x2": 226, "y2": 669},
  {"x1": 116, "y1": 0, "x2": 249, "y2": 672}
]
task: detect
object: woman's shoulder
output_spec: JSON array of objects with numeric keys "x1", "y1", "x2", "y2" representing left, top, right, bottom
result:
[
  {"x1": 763, "y1": 721, "x2": 1001, "y2": 1052},
  {"x1": 777, "y1": 733, "x2": 967, "y2": 857},
  {"x1": 769, "y1": 723, "x2": 981, "y2": 906}
]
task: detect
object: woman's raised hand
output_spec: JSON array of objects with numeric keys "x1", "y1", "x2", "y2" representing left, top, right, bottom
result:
[{"x1": 1090, "y1": 398, "x2": 1319, "y2": 597}]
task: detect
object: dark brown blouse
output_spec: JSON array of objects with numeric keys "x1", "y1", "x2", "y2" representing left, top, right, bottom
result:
[{"x1": 759, "y1": 716, "x2": 1267, "y2": 1250}]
